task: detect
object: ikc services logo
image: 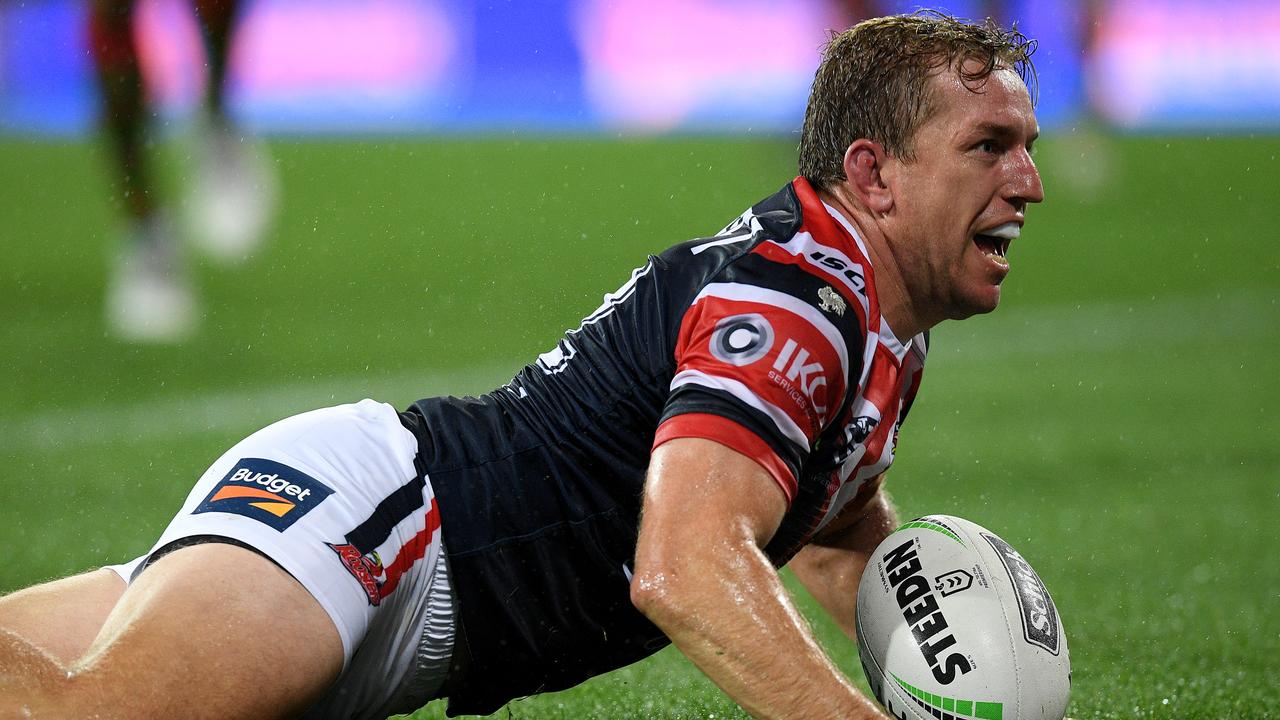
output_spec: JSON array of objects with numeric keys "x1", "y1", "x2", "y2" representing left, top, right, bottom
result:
[{"x1": 193, "y1": 458, "x2": 334, "y2": 531}]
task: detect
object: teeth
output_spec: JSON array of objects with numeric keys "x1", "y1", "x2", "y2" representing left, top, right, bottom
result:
[{"x1": 984, "y1": 222, "x2": 1021, "y2": 240}]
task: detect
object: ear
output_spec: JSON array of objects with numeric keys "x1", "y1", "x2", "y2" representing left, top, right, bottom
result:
[{"x1": 842, "y1": 139, "x2": 894, "y2": 214}]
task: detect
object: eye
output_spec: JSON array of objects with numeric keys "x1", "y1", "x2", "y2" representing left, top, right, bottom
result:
[{"x1": 977, "y1": 139, "x2": 998, "y2": 154}]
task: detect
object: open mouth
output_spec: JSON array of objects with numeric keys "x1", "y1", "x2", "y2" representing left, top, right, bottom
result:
[{"x1": 973, "y1": 222, "x2": 1019, "y2": 261}]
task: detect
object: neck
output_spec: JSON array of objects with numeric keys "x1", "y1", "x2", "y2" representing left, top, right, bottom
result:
[{"x1": 817, "y1": 184, "x2": 930, "y2": 340}]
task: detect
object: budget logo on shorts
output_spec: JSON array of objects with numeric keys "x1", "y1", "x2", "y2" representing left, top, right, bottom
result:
[{"x1": 193, "y1": 458, "x2": 334, "y2": 531}]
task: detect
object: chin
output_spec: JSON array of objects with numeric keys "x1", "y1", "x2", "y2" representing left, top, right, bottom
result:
[{"x1": 949, "y1": 288, "x2": 1002, "y2": 320}]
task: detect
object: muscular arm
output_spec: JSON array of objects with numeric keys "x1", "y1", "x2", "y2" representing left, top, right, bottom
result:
[
  {"x1": 788, "y1": 475, "x2": 898, "y2": 642},
  {"x1": 630, "y1": 438, "x2": 888, "y2": 720}
]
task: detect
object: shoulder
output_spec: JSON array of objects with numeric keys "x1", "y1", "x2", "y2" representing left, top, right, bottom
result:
[{"x1": 655, "y1": 180, "x2": 804, "y2": 270}]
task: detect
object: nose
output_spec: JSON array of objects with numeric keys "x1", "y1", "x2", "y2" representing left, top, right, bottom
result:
[{"x1": 1007, "y1": 147, "x2": 1044, "y2": 208}]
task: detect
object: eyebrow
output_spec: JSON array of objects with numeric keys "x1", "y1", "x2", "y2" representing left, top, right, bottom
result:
[{"x1": 971, "y1": 121, "x2": 1038, "y2": 147}]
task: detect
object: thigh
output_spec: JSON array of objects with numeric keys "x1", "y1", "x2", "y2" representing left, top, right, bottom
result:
[
  {"x1": 111, "y1": 399, "x2": 440, "y2": 717},
  {"x1": 73, "y1": 542, "x2": 343, "y2": 719},
  {"x1": 141, "y1": 399, "x2": 426, "y2": 660},
  {"x1": 0, "y1": 568, "x2": 124, "y2": 663},
  {"x1": 2, "y1": 399, "x2": 434, "y2": 718}
]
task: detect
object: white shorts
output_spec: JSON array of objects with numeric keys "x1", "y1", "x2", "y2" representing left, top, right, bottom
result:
[{"x1": 106, "y1": 399, "x2": 454, "y2": 720}]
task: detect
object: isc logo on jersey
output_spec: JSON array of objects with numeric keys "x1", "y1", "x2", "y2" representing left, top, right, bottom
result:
[{"x1": 193, "y1": 458, "x2": 334, "y2": 531}]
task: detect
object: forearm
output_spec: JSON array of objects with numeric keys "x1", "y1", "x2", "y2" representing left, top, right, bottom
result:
[
  {"x1": 634, "y1": 439, "x2": 888, "y2": 719},
  {"x1": 633, "y1": 537, "x2": 886, "y2": 719}
]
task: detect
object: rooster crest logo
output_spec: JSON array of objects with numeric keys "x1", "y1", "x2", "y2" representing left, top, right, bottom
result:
[{"x1": 818, "y1": 286, "x2": 846, "y2": 316}]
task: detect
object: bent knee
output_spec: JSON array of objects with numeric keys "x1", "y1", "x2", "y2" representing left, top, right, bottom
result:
[
  {"x1": 64, "y1": 543, "x2": 344, "y2": 718},
  {"x1": 0, "y1": 627, "x2": 88, "y2": 717},
  {"x1": 0, "y1": 568, "x2": 125, "y2": 665}
]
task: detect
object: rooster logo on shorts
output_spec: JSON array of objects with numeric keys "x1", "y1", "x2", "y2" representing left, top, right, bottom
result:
[{"x1": 328, "y1": 543, "x2": 386, "y2": 606}]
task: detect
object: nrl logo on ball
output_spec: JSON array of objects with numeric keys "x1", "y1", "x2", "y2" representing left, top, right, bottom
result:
[{"x1": 818, "y1": 286, "x2": 846, "y2": 316}]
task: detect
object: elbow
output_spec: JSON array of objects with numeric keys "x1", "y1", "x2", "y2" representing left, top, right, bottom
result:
[
  {"x1": 629, "y1": 566, "x2": 672, "y2": 621},
  {"x1": 629, "y1": 562, "x2": 692, "y2": 628}
]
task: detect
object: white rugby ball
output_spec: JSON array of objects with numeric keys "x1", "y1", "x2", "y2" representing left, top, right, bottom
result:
[{"x1": 855, "y1": 515, "x2": 1070, "y2": 720}]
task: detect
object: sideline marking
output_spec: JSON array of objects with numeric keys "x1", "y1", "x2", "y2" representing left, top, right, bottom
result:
[
  {"x1": 3, "y1": 289, "x2": 1275, "y2": 454},
  {"x1": 3, "y1": 362, "x2": 517, "y2": 454}
]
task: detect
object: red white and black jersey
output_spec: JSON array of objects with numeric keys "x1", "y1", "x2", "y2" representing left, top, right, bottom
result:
[{"x1": 404, "y1": 177, "x2": 927, "y2": 716}]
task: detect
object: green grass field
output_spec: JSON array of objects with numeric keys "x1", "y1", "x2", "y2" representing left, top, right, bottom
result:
[{"x1": 1, "y1": 131, "x2": 1277, "y2": 718}]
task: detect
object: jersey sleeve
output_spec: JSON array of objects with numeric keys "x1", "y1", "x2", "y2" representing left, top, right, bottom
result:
[{"x1": 654, "y1": 254, "x2": 858, "y2": 503}]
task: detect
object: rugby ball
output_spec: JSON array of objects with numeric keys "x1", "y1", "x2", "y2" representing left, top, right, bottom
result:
[{"x1": 855, "y1": 515, "x2": 1070, "y2": 720}]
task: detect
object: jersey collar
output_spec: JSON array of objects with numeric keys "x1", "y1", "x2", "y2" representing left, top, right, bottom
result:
[{"x1": 789, "y1": 176, "x2": 891, "y2": 337}]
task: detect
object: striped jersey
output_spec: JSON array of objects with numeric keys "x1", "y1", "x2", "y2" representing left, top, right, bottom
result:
[{"x1": 405, "y1": 176, "x2": 928, "y2": 715}]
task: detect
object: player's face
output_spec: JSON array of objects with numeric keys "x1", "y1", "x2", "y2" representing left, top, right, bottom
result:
[{"x1": 883, "y1": 63, "x2": 1043, "y2": 324}]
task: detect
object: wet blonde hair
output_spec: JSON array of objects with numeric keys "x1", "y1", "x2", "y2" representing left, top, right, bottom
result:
[{"x1": 799, "y1": 11, "x2": 1037, "y2": 188}]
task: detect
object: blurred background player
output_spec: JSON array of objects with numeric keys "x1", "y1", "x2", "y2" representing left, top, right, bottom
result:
[{"x1": 91, "y1": 0, "x2": 276, "y2": 342}]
